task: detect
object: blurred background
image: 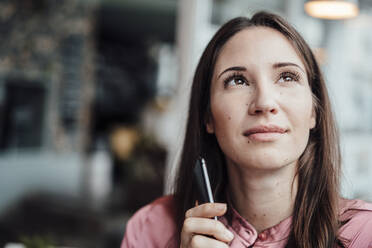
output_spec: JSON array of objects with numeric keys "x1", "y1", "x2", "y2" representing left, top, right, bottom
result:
[{"x1": 0, "y1": 0, "x2": 371, "y2": 247}]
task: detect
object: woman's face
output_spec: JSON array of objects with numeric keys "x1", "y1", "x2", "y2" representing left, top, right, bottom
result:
[{"x1": 206, "y1": 27, "x2": 316, "y2": 171}]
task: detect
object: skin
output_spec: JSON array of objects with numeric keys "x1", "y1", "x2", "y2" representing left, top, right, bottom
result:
[{"x1": 180, "y1": 27, "x2": 316, "y2": 247}]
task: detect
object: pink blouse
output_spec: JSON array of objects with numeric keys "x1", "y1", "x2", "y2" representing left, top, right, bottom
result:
[{"x1": 121, "y1": 195, "x2": 372, "y2": 248}]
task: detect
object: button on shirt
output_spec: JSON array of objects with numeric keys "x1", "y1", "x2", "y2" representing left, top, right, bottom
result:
[{"x1": 121, "y1": 195, "x2": 372, "y2": 248}]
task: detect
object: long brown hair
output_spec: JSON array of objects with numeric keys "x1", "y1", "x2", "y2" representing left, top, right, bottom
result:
[{"x1": 173, "y1": 11, "x2": 344, "y2": 248}]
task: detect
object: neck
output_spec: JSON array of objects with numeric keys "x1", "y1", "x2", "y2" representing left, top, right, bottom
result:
[{"x1": 227, "y1": 161, "x2": 298, "y2": 233}]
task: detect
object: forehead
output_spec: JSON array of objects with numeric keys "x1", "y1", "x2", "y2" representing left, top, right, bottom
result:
[{"x1": 214, "y1": 27, "x2": 306, "y2": 76}]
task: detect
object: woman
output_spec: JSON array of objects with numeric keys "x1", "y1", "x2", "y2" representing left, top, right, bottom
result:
[{"x1": 122, "y1": 11, "x2": 372, "y2": 248}]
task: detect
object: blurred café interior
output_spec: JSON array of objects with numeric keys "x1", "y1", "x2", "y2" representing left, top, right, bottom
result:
[{"x1": 0, "y1": 0, "x2": 372, "y2": 247}]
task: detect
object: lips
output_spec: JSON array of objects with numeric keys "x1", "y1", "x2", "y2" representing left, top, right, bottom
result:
[{"x1": 243, "y1": 125, "x2": 287, "y2": 136}]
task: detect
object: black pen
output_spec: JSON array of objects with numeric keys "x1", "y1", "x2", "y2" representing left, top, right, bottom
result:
[{"x1": 195, "y1": 157, "x2": 218, "y2": 220}]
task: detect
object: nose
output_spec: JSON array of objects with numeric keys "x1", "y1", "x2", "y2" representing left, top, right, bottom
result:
[{"x1": 248, "y1": 83, "x2": 278, "y2": 116}]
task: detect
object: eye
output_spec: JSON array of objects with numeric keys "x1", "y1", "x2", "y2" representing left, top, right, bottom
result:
[
  {"x1": 223, "y1": 73, "x2": 249, "y2": 88},
  {"x1": 278, "y1": 71, "x2": 300, "y2": 84}
]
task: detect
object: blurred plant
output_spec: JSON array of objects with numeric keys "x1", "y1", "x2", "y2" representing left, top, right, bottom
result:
[{"x1": 19, "y1": 235, "x2": 55, "y2": 248}]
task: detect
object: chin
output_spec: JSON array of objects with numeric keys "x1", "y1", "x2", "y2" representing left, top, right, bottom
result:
[{"x1": 237, "y1": 156, "x2": 297, "y2": 171}]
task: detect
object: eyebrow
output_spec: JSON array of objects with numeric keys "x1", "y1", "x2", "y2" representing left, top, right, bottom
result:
[
  {"x1": 217, "y1": 66, "x2": 246, "y2": 79},
  {"x1": 272, "y1": 62, "x2": 305, "y2": 73},
  {"x1": 217, "y1": 62, "x2": 305, "y2": 79}
]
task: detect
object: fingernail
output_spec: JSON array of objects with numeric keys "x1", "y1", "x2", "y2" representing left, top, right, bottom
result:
[
  {"x1": 216, "y1": 203, "x2": 226, "y2": 211},
  {"x1": 225, "y1": 229, "x2": 234, "y2": 240}
]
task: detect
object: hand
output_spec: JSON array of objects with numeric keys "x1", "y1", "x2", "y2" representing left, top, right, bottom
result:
[{"x1": 180, "y1": 202, "x2": 234, "y2": 248}]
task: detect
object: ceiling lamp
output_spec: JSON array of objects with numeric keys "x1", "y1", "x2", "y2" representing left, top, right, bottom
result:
[{"x1": 305, "y1": 0, "x2": 359, "y2": 19}]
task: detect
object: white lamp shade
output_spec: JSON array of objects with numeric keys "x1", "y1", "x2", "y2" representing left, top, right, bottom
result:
[{"x1": 305, "y1": 0, "x2": 359, "y2": 19}]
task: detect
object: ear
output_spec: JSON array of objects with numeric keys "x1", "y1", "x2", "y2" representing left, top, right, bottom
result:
[
  {"x1": 205, "y1": 115, "x2": 215, "y2": 134},
  {"x1": 310, "y1": 109, "x2": 316, "y2": 129}
]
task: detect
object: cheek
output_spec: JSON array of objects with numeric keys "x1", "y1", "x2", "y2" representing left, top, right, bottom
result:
[
  {"x1": 211, "y1": 103, "x2": 233, "y2": 130},
  {"x1": 284, "y1": 90, "x2": 314, "y2": 127},
  {"x1": 286, "y1": 99, "x2": 314, "y2": 146},
  {"x1": 210, "y1": 97, "x2": 243, "y2": 136}
]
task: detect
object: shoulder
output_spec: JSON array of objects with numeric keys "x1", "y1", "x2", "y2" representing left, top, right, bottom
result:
[
  {"x1": 339, "y1": 198, "x2": 372, "y2": 221},
  {"x1": 338, "y1": 198, "x2": 372, "y2": 247},
  {"x1": 121, "y1": 195, "x2": 177, "y2": 248},
  {"x1": 128, "y1": 195, "x2": 176, "y2": 225}
]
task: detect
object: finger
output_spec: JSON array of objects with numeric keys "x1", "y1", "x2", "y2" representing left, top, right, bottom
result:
[
  {"x1": 185, "y1": 203, "x2": 227, "y2": 218},
  {"x1": 190, "y1": 234, "x2": 229, "y2": 248},
  {"x1": 182, "y1": 217, "x2": 234, "y2": 243}
]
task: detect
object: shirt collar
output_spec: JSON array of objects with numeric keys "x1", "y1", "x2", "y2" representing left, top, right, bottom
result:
[{"x1": 219, "y1": 193, "x2": 292, "y2": 246}]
